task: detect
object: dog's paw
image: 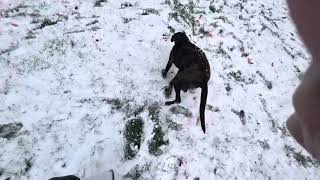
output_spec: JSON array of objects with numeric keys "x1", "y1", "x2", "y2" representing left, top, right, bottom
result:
[
  {"x1": 163, "y1": 86, "x2": 172, "y2": 98},
  {"x1": 161, "y1": 69, "x2": 167, "y2": 78},
  {"x1": 165, "y1": 101, "x2": 175, "y2": 106}
]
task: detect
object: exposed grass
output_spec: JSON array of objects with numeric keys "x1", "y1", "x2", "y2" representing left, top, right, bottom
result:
[
  {"x1": 38, "y1": 18, "x2": 59, "y2": 29},
  {"x1": 148, "y1": 125, "x2": 169, "y2": 156},
  {"x1": 258, "y1": 140, "x2": 270, "y2": 150},
  {"x1": 124, "y1": 118, "x2": 144, "y2": 160},
  {"x1": 209, "y1": 5, "x2": 223, "y2": 13},
  {"x1": 216, "y1": 42, "x2": 231, "y2": 59},
  {"x1": 0, "y1": 122, "x2": 23, "y2": 139},
  {"x1": 124, "y1": 164, "x2": 151, "y2": 180},
  {"x1": 256, "y1": 71, "x2": 273, "y2": 90},
  {"x1": 165, "y1": 116, "x2": 183, "y2": 131},
  {"x1": 86, "y1": 20, "x2": 99, "y2": 26},
  {"x1": 44, "y1": 38, "x2": 69, "y2": 56},
  {"x1": 169, "y1": 105, "x2": 193, "y2": 118},
  {"x1": 121, "y1": 2, "x2": 133, "y2": 9},
  {"x1": 148, "y1": 102, "x2": 161, "y2": 123},
  {"x1": 142, "y1": 8, "x2": 160, "y2": 16},
  {"x1": 231, "y1": 109, "x2": 246, "y2": 125},
  {"x1": 206, "y1": 105, "x2": 220, "y2": 112},
  {"x1": 94, "y1": 0, "x2": 108, "y2": 7},
  {"x1": 227, "y1": 70, "x2": 255, "y2": 85},
  {"x1": 167, "y1": 0, "x2": 199, "y2": 33},
  {"x1": 102, "y1": 97, "x2": 133, "y2": 116},
  {"x1": 13, "y1": 57, "x2": 51, "y2": 74},
  {"x1": 284, "y1": 145, "x2": 319, "y2": 168},
  {"x1": 168, "y1": 26, "x2": 175, "y2": 33}
]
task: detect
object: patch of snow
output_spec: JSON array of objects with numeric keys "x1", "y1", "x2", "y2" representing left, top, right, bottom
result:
[{"x1": 0, "y1": 0, "x2": 318, "y2": 179}]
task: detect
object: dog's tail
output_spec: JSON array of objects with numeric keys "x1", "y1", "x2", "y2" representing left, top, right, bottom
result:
[{"x1": 200, "y1": 83, "x2": 208, "y2": 133}]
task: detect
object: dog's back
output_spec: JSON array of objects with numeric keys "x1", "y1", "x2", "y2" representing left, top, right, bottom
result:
[{"x1": 174, "y1": 42, "x2": 210, "y2": 83}]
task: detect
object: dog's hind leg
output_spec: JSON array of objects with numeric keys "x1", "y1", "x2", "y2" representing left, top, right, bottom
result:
[{"x1": 165, "y1": 85, "x2": 181, "y2": 105}]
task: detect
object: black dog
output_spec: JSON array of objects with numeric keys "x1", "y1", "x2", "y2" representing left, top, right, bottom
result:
[{"x1": 162, "y1": 32, "x2": 211, "y2": 133}]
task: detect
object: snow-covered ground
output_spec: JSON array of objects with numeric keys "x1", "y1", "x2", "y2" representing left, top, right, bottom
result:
[{"x1": 0, "y1": 0, "x2": 319, "y2": 179}]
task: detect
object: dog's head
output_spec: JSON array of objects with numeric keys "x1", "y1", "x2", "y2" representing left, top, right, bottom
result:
[{"x1": 171, "y1": 32, "x2": 189, "y2": 44}]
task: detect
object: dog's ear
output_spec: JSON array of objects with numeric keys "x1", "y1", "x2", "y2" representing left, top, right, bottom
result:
[
  {"x1": 171, "y1": 35, "x2": 175, "y2": 42},
  {"x1": 171, "y1": 33, "x2": 177, "y2": 42}
]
